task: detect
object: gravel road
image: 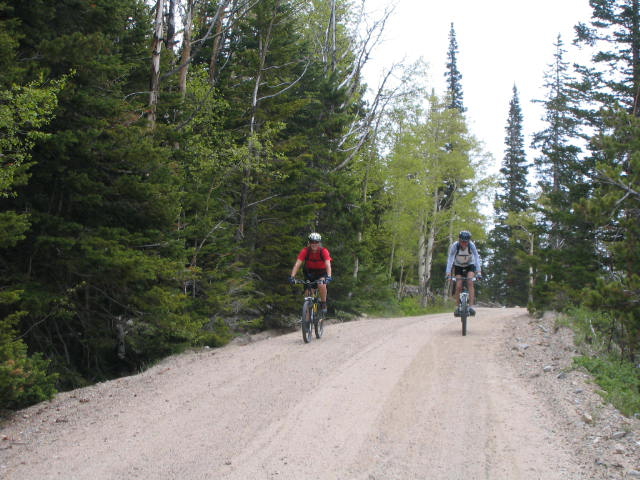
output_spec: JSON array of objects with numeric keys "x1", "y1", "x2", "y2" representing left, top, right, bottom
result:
[{"x1": 1, "y1": 307, "x2": 639, "y2": 479}]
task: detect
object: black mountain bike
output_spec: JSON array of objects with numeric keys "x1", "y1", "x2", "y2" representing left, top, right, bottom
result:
[
  {"x1": 450, "y1": 276, "x2": 477, "y2": 336},
  {"x1": 293, "y1": 279, "x2": 325, "y2": 343}
]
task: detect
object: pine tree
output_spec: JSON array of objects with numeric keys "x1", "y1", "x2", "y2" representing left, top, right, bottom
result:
[
  {"x1": 574, "y1": 0, "x2": 640, "y2": 359},
  {"x1": 488, "y1": 86, "x2": 531, "y2": 306},
  {"x1": 1, "y1": 0, "x2": 200, "y2": 388},
  {"x1": 444, "y1": 23, "x2": 465, "y2": 113},
  {"x1": 530, "y1": 35, "x2": 598, "y2": 311},
  {"x1": 0, "y1": 2, "x2": 64, "y2": 407}
]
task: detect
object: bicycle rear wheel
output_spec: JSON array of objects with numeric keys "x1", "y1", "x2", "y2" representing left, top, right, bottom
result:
[
  {"x1": 460, "y1": 294, "x2": 468, "y2": 336},
  {"x1": 314, "y1": 304, "x2": 324, "y2": 339},
  {"x1": 301, "y1": 300, "x2": 313, "y2": 343}
]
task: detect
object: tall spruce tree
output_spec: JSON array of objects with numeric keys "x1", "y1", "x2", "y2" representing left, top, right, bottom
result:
[
  {"x1": 0, "y1": 2, "x2": 65, "y2": 408},
  {"x1": 444, "y1": 23, "x2": 465, "y2": 113},
  {"x1": 488, "y1": 86, "x2": 531, "y2": 306},
  {"x1": 1, "y1": 0, "x2": 199, "y2": 389},
  {"x1": 574, "y1": 0, "x2": 640, "y2": 359},
  {"x1": 530, "y1": 35, "x2": 598, "y2": 311}
]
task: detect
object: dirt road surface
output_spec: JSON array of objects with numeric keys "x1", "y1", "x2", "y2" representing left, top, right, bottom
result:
[{"x1": 2, "y1": 308, "x2": 639, "y2": 479}]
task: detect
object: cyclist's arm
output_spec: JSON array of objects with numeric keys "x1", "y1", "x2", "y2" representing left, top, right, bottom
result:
[
  {"x1": 471, "y1": 242, "x2": 482, "y2": 275},
  {"x1": 324, "y1": 259, "x2": 332, "y2": 277},
  {"x1": 291, "y1": 259, "x2": 303, "y2": 277},
  {"x1": 445, "y1": 243, "x2": 456, "y2": 277}
]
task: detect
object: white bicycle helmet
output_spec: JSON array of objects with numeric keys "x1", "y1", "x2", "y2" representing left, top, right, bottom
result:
[{"x1": 308, "y1": 232, "x2": 322, "y2": 242}]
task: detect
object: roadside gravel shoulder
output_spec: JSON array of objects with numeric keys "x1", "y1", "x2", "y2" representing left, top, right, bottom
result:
[{"x1": 502, "y1": 310, "x2": 640, "y2": 479}]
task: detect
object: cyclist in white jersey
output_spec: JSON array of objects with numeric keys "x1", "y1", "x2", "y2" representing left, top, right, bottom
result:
[{"x1": 446, "y1": 230, "x2": 482, "y2": 315}]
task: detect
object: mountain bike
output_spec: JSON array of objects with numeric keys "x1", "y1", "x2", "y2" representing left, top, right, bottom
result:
[
  {"x1": 293, "y1": 279, "x2": 325, "y2": 343},
  {"x1": 450, "y1": 276, "x2": 477, "y2": 336}
]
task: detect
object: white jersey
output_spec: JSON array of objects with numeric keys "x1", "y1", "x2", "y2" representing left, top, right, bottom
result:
[
  {"x1": 454, "y1": 245, "x2": 473, "y2": 267},
  {"x1": 445, "y1": 240, "x2": 481, "y2": 274}
]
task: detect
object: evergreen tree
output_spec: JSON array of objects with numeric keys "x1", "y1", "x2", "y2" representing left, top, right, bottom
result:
[
  {"x1": 574, "y1": 0, "x2": 640, "y2": 359},
  {"x1": 488, "y1": 86, "x2": 531, "y2": 306},
  {"x1": 530, "y1": 35, "x2": 598, "y2": 311},
  {"x1": 444, "y1": 23, "x2": 465, "y2": 113},
  {"x1": 1, "y1": 0, "x2": 199, "y2": 388},
  {"x1": 0, "y1": 2, "x2": 65, "y2": 406}
]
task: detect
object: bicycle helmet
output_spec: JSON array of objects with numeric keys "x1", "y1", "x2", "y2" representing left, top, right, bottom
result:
[
  {"x1": 308, "y1": 232, "x2": 322, "y2": 242},
  {"x1": 459, "y1": 230, "x2": 472, "y2": 241}
]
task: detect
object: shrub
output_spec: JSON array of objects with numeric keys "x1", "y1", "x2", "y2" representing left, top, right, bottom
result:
[{"x1": 1, "y1": 310, "x2": 58, "y2": 410}]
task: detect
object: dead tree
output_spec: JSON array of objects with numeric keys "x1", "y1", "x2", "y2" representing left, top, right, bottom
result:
[{"x1": 149, "y1": 0, "x2": 166, "y2": 128}]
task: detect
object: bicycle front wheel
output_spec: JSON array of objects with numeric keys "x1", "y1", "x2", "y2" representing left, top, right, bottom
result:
[
  {"x1": 301, "y1": 300, "x2": 313, "y2": 343},
  {"x1": 460, "y1": 295, "x2": 468, "y2": 336},
  {"x1": 314, "y1": 304, "x2": 324, "y2": 339}
]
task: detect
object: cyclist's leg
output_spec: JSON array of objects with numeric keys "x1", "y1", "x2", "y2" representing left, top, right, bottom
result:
[
  {"x1": 318, "y1": 279, "x2": 327, "y2": 303},
  {"x1": 467, "y1": 266, "x2": 476, "y2": 305},
  {"x1": 318, "y1": 280, "x2": 328, "y2": 313},
  {"x1": 454, "y1": 266, "x2": 464, "y2": 305},
  {"x1": 308, "y1": 269, "x2": 328, "y2": 312}
]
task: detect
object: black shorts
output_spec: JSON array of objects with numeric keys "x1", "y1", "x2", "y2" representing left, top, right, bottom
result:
[
  {"x1": 305, "y1": 269, "x2": 327, "y2": 281},
  {"x1": 454, "y1": 265, "x2": 476, "y2": 276}
]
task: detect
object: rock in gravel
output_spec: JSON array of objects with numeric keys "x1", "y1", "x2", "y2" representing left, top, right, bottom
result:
[{"x1": 581, "y1": 412, "x2": 594, "y2": 424}]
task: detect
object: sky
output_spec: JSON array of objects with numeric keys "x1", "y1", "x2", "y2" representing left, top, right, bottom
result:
[{"x1": 362, "y1": 0, "x2": 594, "y2": 174}]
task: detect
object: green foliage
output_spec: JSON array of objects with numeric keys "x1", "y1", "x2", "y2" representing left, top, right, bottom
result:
[
  {"x1": 583, "y1": 277, "x2": 640, "y2": 360},
  {"x1": 397, "y1": 296, "x2": 451, "y2": 317},
  {"x1": 0, "y1": 77, "x2": 67, "y2": 197},
  {"x1": 487, "y1": 86, "x2": 531, "y2": 306},
  {"x1": 573, "y1": 355, "x2": 640, "y2": 417},
  {"x1": 0, "y1": 291, "x2": 57, "y2": 410},
  {"x1": 383, "y1": 92, "x2": 483, "y2": 299},
  {"x1": 0, "y1": 0, "x2": 496, "y2": 411},
  {"x1": 559, "y1": 306, "x2": 640, "y2": 417}
]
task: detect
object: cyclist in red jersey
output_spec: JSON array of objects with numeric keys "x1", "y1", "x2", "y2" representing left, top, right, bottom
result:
[{"x1": 289, "y1": 232, "x2": 333, "y2": 313}]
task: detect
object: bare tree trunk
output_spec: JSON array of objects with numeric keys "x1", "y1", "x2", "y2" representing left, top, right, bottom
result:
[
  {"x1": 149, "y1": 0, "x2": 165, "y2": 129},
  {"x1": 166, "y1": 0, "x2": 177, "y2": 49},
  {"x1": 237, "y1": 1, "x2": 278, "y2": 242},
  {"x1": 528, "y1": 232, "x2": 535, "y2": 306},
  {"x1": 443, "y1": 216, "x2": 455, "y2": 301},
  {"x1": 353, "y1": 236, "x2": 360, "y2": 279},
  {"x1": 179, "y1": 0, "x2": 194, "y2": 96},
  {"x1": 353, "y1": 151, "x2": 371, "y2": 280},
  {"x1": 420, "y1": 191, "x2": 442, "y2": 307},
  {"x1": 397, "y1": 262, "x2": 405, "y2": 300},
  {"x1": 209, "y1": 1, "x2": 230, "y2": 84},
  {"x1": 418, "y1": 226, "x2": 427, "y2": 305},
  {"x1": 422, "y1": 224, "x2": 436, "y2": 306},
  {"x1": 329, "y1": 0, "x2": 337, "y2": 71},
  {"x1": 388, "y1": 237, "x2": 396, "y2": 279}
]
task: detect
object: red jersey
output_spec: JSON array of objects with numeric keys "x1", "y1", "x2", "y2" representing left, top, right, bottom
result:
[{"x1": 297, "y1": 246, "x2": 332, "y2": 270}]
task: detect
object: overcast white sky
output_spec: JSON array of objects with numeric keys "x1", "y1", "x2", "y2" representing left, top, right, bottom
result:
[{"x1": 362, "y1": 0, "x2": 594, "y2": 173}]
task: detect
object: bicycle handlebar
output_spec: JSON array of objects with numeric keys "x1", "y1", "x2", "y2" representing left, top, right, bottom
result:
[
  {"x1": 448, "y1": 276, "x2": 478, "y2": 282},
  {"x1": 292, "y1": 278, "x2": 326, "y2": 286}
]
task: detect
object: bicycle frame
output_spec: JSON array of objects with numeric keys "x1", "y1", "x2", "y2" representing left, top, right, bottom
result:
[
  {"x1": 450, "y1": 276, "x2": 476, "y2": 336},
  {"x1": 294, "y1": 279, "x2": 325, "y2": 343}
]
